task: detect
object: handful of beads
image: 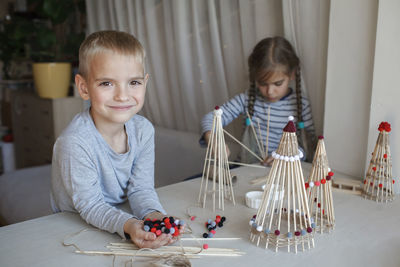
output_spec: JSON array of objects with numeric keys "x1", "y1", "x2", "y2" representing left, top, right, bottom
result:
[{"x1": 143, "y1": 217, "x2": 184, "y2": 237}]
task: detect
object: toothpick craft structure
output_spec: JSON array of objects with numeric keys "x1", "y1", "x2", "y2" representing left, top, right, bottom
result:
[
  {"x1": 305, "y1": 136, "x2": 335, "y2": 234},
  {"x1": 249, "y1": 116, "x2": 315, "y2": 253},
  {"x1": 362, "y1": 122, "x2": 395, "y2": 203},
  {"x1": 198, "y1": 106, "x2": 236, "y2": 211}
]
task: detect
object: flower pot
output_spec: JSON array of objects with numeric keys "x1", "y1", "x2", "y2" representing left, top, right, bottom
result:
[{"x1": 33, "y1": 63, "x2": 71, "y2": 99}]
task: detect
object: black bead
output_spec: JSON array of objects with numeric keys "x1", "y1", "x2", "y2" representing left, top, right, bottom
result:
[
  {"x1": 221, "y1": 216, "x2": 226, "y2": 222},
  {"x1": 164, "y1": 228, "x2": 170, "y2": 234},
  {"x1": 218, "y1": 222, "x2": 223, "y2": 227},
  {"x1": 169, "y1": 216, "x2": 175, "y2": 224},
  {"x1": 203, "y1": 233, "x2": 208, "y2": 238}
]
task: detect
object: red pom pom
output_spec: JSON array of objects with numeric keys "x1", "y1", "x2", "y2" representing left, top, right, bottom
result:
[
  {"x1": 318, "y1": 135, "x2": 324, "y2": 139},
  {"x1": 203, "y1": 244, "x2": 209, "y2": 249},
  {"x1": 383, "y1": 154, "x2": 388, "y2": 159},
  {"x1": 283, "y1": 121, "x2": 296, "y2": 132},
  {"x1": 372, "y1": 167, "x2": 376, "y2": 171},
  {"x1": 379, "y1": 183, "x2": 383, "y2": 188},
  {"x1": 363, "y1": 180, "x2": 367, "y2": 184},
  {"x1": 393, "y1": 180, "x2": 395, "y2": 184},
  {"x1": 328, "y1": 171, "x2": 334, "y2": 177},
  {"x1": 274, "y1": 230, "x2": 280, "y2": 236},
  {"x1": 370, "y1": 182, "x2": 374, "y2": 186},
  {"x1": 305, "y1": 183, "x2": 309, "y2": 189},
  {"x1": 215, "y1": 106, "x2": 219, "y2": 110},
  {"x1": 321, "y1": 179, "x2": 326, "y2": 184},
  {"x1": 210, "y1": 229, "x2": 216, "y2": 234},
  {"x1": 315, "y1": 181, "x2": 320, "y2": 186},
  {"x1": 318, "y1": 203, "x2": 321, "y2": 208},
  {"x1": 156, "y1": 229, "x2": 162, "y2": 236},
  {"x1": 190, "y1": 216, "x2": 196, "y2": 221}
]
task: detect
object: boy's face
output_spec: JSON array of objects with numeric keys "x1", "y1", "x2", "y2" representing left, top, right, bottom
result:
[
  {"x1": 76, "y1": 51, "x2": 148, "y2": 127},
  {"x1": 256, "y1": 71, "x2": 292, "y2": 103}
]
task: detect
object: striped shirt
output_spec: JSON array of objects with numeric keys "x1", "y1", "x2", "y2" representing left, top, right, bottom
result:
[{"x1": 201, "y1": 89, "x2": 315, "y2": 158}]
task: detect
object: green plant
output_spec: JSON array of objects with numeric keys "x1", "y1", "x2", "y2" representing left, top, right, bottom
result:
[
  {"x1": 28, "y1": 0, "x2": 86, "y2": 63},
  {"x1": 0, "y1": 15, "x2": 34, "y2": 79}
]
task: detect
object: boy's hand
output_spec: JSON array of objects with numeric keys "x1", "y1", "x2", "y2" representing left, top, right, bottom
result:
[
  {"x1": 123, "y1": 218, "x2": 172, "y2": 249},
  {"x1": 144, "y1": 212, "x2": 186, "y2": 245}
]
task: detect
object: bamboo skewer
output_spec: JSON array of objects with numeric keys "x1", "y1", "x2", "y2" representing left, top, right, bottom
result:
[
  {"x1": 223, "y1": 129, "x2": 263, "y2": 162},
  {"x1": 246, "y1": 111, "x2": 265, "y2": 159},
  {"x1": 265, "y1": 105, "x2": 271, "y2": 158}
]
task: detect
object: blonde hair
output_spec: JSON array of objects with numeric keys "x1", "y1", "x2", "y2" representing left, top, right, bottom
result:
[{"x1": 78, "y1": 30, "x2": 145, "y2": 78}]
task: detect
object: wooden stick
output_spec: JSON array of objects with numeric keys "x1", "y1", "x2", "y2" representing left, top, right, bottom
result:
[
  {"x1": 265, "y1": 105, "x2": 271, "y2": 157},
  {"x1": 246, "y1": 111, "x2": 264, "y2": 159},
  {"x1": 223, "y1": 129, "x2": 263, "y2": 162}
]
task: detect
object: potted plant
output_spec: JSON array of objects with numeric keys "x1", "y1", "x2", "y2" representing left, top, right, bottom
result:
[{"x1": 28, "y1": 0, "x2": 85, "y2": 99}]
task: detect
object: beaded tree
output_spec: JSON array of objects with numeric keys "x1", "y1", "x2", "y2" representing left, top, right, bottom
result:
[
  {"x1": 362, "y1": 122, "x2": 395, "y2": 203},
  {"x1": 198, "y1": 106, "x2": 236, "y2": 211},
  {"x1": 249, "y1": 116, "x2": 314, "y2": 253},
  {"x1": 305, "y1": 136, "x2": 335, "y2": 234}
]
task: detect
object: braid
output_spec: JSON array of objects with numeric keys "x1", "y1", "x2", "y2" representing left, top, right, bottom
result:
[
  {"x1": 295, "y1": 67, "x2": 303, "y2": 127},
  {"x1": 248, "y1": 84, "x2": 256, "y2": 117}
]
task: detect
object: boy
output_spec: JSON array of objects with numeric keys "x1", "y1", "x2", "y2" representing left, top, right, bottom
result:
[{"x1": 51, "y1": 31, "x2": 177, "y2": 249}]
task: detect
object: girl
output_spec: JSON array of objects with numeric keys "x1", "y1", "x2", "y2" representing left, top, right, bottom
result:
[{"x1": 201, "y1": 36, "x2": 316, "y2": 165}]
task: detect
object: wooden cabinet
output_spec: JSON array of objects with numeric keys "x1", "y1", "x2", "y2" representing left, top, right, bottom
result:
[{"x1": 11, "y1": 91, "x2": 84, "y2": 169}]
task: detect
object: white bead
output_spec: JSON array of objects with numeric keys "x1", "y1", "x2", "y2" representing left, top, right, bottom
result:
[
  {"x1": 256, "y1": 225, "x2": 263, "y2": 232},
  {"x1": 299, "y1": 151, "x2": 304, "y2": 158},
  {"x1": 174, "y1": 219, "x2": 180, "y2": 225},
  {"x1": 274, "y1": 153, "x2": 280, "y2": 159},
  {"x1": 309, "y1": 181, "x2": 314, "y2": 187},
  {"x1": 296, "y1": 209, "x2": 299, "y2": 213},
  {"x1": 289, "y1": 156, "x2": 295, "y2": 162},
  {"x1": 288, "y1": 115, "x2": 294, "y2": 121},
  {"x1": 284, "y1": 156, "x2": 289, "y2": 161},
  {"x1": 328, "y1": 167, "x2": 331, "y2": 171},
  {"x1": 279, "y1": 155, "x2": 285, "y2": 160},
  {"x1": 294, "y1": 155, "x2": 300, "y2": 161},
  {"x1": 214, "y1": 109, "x2": 223, "y2": 116},
  {"x1": 272, "y1": 151, "x2": 276, "y2": 157},
  {"x1": 249, "y1": 220, "x2": 254, "y2": 226}
]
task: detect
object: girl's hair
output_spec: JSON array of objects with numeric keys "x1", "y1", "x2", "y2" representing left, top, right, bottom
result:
[
  {"x1": 247, "y1": 37, "x2": 303, "y2": 125},
  {"x1": 78, "y1": 30, "x2": 146, "y2": 78}
]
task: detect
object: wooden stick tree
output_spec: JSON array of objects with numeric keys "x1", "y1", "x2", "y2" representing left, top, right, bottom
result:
[
  {"x1": 362, "y1": 121, "x2": 395, "y2": 203},
  {"x1": 249, "y1": 116, "x2": 315, "y2": 253},
  {"x1": 198, "y1": 106, "x2": 235, "y2": 211},
  {"x1": 305, "y1": 136, "x2": 335, "y2": 234}
]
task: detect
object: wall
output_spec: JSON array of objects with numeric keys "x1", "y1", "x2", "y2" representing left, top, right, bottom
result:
[
  {"x1": 366, "y1": 0, "x2": 400, "y2": 192},
  {"x1": 324, "y1": 0, "x2": 378, "y2": 178}
]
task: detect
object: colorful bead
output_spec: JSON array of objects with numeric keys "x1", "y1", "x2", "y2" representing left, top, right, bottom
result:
[
  {"x1": 326, "y1": 175, "x2": 331, "y2": 181},
  {"x1": 393, "y1": 180, "x2": 395, "y2": 184},
  {"x1": 305, "y1": 183, "x2": 309, "y2": 189},
  {"x1": 321, "y1": 179, "x2": 326, "y2": 184},
  {"x1": 156, "y1": 230, "x2": 162, "y2": 236},
  {"x1": 307, "y1": 227, "x2": 313, "y2": 233},
  {"x1": 370, "y1": 182, "x2": 373, "y2": 186},
  {"x1": 328, "y1": 171, "x2": 334, "y2": 177},
  {"x1": 309, "y1": 182, "x2": 314, "y2": 188},
  {"x1": 190, "y1": 216, "x2": 196, "y2": 221},
  {"x1": 294, "y1": 231, "x2": 300, "y2": 236},
  {"x1": 221, "y1": 216, "x2": 226, "y2": 222},
  {"x1": 252, "y1": 222, "x2": 257, "y2": 228},
  {"x1": 264, "y1": 229, "x2": 271, "y2": 234},
  {"x1": 245, "y1": 117, "x2": 251, "y2": 126},
  {"x1": 318, "y1": 135, "x2": 324, "y2": 139},
  {"x1": 203, "y1": 233, "x2": 208, "y2": 238},
  {"x1": 144, "y1": 225, "x2": 150, "y2": 232},
  {"x1": 379, "y1": 183, "x2": 383, "y2": 188},
  {"x1": 210, "y1": 229, "x2": 216, "y2": 235},
  {"x1": 372, "y1": 167, "x2": 377, "y2": 171},
  {"x1": 203, "y1": 244, "x2": 209, "y2": 250},
  {"x1": 314, "y1": 181, "x2": 320, "y2": 186},
  {"x1": 311, "y1": 223, "x2": 315, "y2": 228},
  {"x1": 384, "y1": 154, "x2": 388, "y2": 159},
  {"x1": 274, "y1": 230, "x2": 280, "y2": 236},
  {"x1": 208, "y1": 233, "x2": 214, "y2": 238},
  {"x1": 364, "y1": 180, "x2": 367, "y2": 184},
  {"x1": 169, "y1": 227, "x2": 175, "y2": 234},
  {"x1": 215, "y1": 106, "x2": 219, "y2": 110},
  {"x1": 287, "y1": 232, "x2": 293, "y2": 238},
  {"x1": 297, "y1": 121, "x2": 305, "y2": 129},
  {"x1": 301, "y1": 230, "x2": 306, "y2": 236},
  {"x1": 256, "y1": 226, "x2": 263, "y2": 232}
]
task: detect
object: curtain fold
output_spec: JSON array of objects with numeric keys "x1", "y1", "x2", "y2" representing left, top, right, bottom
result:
[{"x1": 85, "y1": 0, "x2": 326, "y2": 135}]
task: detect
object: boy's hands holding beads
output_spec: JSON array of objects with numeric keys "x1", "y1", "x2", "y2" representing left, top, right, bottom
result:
[{"x1": 123, "y1": 217, "x2": 171, "y2": 249}]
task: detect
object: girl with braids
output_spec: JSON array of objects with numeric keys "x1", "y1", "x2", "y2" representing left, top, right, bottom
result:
[{"x1": 201, "y1": 36, "x2": 316, "y2": 165}]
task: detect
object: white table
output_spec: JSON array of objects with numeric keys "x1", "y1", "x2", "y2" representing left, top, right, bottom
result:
[{"x1": 1, "y1": 163, "x2": 400, "y2": 267}]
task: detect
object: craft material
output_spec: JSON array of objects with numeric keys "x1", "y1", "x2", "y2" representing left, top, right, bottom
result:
[
  {"x1": 362, "y1": 122, "x2": 396, "y2": 202},
  {"x1": 143, "y1": 217, "x2": 184, "y2": 237},
  {"x1": 249, "y1": 116, "x2": 314, "y2": 253},
  {"x1": 305, "y1": 136, "x2": 335, "y2": 234},
  {"x1": 245, "y1": 191, "x2": 263, "y2": 209},
  {"x1": 202, "y1": 215, "x2": 226, "y2": 238},
  {"x1": 198, "y1": 106, "x2": 236, "y2": 211}
]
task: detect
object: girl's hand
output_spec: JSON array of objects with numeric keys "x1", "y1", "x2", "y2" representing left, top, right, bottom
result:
[
  {"x1": 123, "y1": 218, "x2": 172, "y2": 249},
  {"x1": 262, "y1": 156, "x2": 274, "y2": 166}
]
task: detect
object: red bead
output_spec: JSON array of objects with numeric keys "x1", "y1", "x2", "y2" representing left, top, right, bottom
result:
[
  {"x1": 210, "y1": 229, "x2": 216, "y2": 234},
  {"x1": 328, "y1": 171, "x2": 334, "y2": 177},
  {"x1": 393, "y1": 180, "x2": 395, "y2": 184},
  {"x1": 190, "y1": 216, "x2": 196, "y2": 221},
  {"x1": 156, "y1": 230, "x2": 162, "y2": 236},
  {"x1": 363, "y1": 180, "x2": 367, "y2": 184},
  {"x1": 321, "y1": 179, "x2": 326, "y2": 184},
  {"x1": 307, "y1": 227, "x2": 313, "y2": 233},
  {"x1": 295, "y1": 231, "x2": 300, "y2": 236},
  {"x1": 305, "y1": 183, "x2": 309, "y2": 189},
  {"x1": 203, "y1": 244, "x2": 209, "y2": 249},
  {"x1": 326, "y1": 176, "x2": 332, "y2": 181},
  {"x1": 151, "y1": 227, "x2": 156, "y2": 233},
  {"x1": 315, "y1": 181, "x2": 320, "y2": 186},
  {"x1": 372, "y1": 167, "x2": 376, "y2": 171},
  {"x1": 323, "y1": 209, "x2": 325, "y2": 215},
  {"x1": 318, "y1": 135, "x2": 324, "y2": 139},
  {"x1": 379, "y1": 183, "x2": 383, "y2": 188},
  {"x1": 164, "y1": 218, "x2": 170, "y2": 223},
  {"x1": 384, "y1": 154, "x2": 388, "y2": 159},
  {"x1": 370, "y1": 182, "x2": 374, "y2": 186},
  {"x1": 215, "y1": 218, "x2": 221, "y2": 223},
  {"x1": 165, "y1": 223, "x2": 172, "y2": 229},
  {"x1": 173, "y1": 227, "x2": 180, "y2": 236},
  {"x1": 215, "y1": 106, "x2": 219, "y2": 110},
  {"x1": 318, "y1": 203, "x2": 321, "y2": 208},
  {"x1": 274, "y1": 230, "x2": 280, "y2": 236}
]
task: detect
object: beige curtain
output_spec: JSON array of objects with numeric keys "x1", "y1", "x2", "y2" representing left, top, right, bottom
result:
[{"x1": 85, "y1": 0, "x2": 328, "y2": 135}]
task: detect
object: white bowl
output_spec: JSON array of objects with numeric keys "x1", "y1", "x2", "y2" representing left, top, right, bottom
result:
[{"x1": 245, "y1": 191, "x2": 263, "y2": 209}]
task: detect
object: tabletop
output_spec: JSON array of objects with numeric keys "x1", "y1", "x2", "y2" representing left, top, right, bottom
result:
[{"x1": 1, "y1": 163, "x2": 400, "y2": 267}]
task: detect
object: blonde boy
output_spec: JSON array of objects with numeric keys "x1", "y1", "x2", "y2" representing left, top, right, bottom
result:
[{"x1": 51, "y1": 31, "x2": 176, "y2": 248}]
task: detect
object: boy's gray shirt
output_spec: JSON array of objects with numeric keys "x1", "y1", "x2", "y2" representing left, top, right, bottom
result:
[{"x1": 50, "y1": 109, "x2": 165, "y2": 238}]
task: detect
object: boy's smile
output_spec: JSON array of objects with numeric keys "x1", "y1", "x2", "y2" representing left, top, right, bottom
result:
[
  {"x1": 256, "y1": 71, "x2": 291, "y2": 102},
  {"x1": 76, "y1": 51, "x2": 148, "y2": 130}
]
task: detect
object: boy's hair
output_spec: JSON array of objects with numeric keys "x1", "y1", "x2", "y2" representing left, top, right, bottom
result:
[
  {"x1": 247, "y1": 36, "x2": 303, "y2": 126},
  {"x1": 78, "y1": 30, "x2": 146, "y2": 78}
]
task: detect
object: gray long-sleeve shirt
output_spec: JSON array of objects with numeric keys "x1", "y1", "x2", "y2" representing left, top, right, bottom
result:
[{"x1": 50, "y1": 109, "x2": 165, "y2": 238}]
